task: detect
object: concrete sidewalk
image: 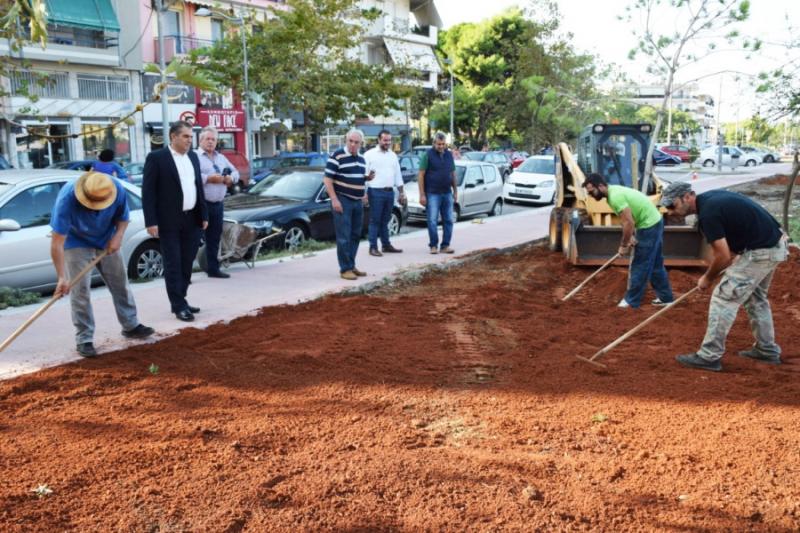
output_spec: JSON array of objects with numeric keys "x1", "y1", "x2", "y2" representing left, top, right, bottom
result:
[{"x1": 0, "y1": 173, "x2": 763, "y2": 379}]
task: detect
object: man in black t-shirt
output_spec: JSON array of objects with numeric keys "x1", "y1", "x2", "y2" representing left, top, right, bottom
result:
[{"x1": 661, "y1": 182, "x2": 788, "y2": 372}]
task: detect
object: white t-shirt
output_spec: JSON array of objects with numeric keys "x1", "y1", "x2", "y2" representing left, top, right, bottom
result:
[
  {"x1": 364, "y1": 147, "x2": 404, "y2": 189},
  {"x1": 169, "y1": 147, "x2": 197, "y2": 211}
]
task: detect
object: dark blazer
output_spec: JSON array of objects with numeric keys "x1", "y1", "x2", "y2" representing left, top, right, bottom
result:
[{"x1": 142, "y1": 147, "x2": 208, "y2": 229}]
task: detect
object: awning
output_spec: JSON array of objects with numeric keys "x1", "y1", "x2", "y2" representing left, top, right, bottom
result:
[
  {"x1": 44, "y1": 0, "x2": 121, "y2": 32},
  {"x1": 410, "y1": 0, "x2": 444, "y2": 29},
  {"x1": 383, "y1": 38, "x2": 441, "y2": 74}
]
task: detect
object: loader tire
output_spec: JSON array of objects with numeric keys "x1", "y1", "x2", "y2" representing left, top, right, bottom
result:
[
  {"x1": 561, "y1": 208, "x2": 574, "y2": 259},
  {"x1": 548, "y1": 208, "x2": 564, "y2": 252}
]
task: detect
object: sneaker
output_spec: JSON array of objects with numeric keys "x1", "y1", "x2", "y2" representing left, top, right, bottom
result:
[
  {"x1": 738, "y1": 348, "x2": 781, "y2": 365},
  {"x1": 440, "y1": 246, "x2": 455, "y2": 254},
  {"x1": 352, "y1": 268, "x2": 367, "y2": 277},
  {"x1": 430, "y1": 247, "x2": 439, "y2": 254},
  {"x1": 369, "y1": 248, "x2": 383, "y2": 257},
  {"x1": 340, "y1": 270, "x2": 358, "y2": 281},
  {"x1": 651, "y1": 298, "x2": 672, "y2": 307},
  {"x1": 76, "y1": 342, "x2": 97, "y2": 358},
  {"x1": 382, "y1": 244, "x2": 402, "y2": 253},
  {"x1": 617, "y1": 298, "x2": 630, "y2": 308},
  {"x1": 122, "y1": 324, "x2": 155, "y2": 339},
  {"x1": 675, "y1": 353, "x2": 722, "y2": 372}
]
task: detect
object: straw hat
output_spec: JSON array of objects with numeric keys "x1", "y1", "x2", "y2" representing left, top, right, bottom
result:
[{"x1": 74, "y1": 171, "x2": 117, "y2": 210}]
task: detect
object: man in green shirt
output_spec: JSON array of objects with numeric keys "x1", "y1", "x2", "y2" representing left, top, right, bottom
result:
[{"x1": 582, "y1": 173, "x2": 674, "y2": 308}]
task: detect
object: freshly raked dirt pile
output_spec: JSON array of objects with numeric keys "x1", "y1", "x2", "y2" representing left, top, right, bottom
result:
[{"x1": 1, "y1": 244, "x2": 799, "y2": 531}]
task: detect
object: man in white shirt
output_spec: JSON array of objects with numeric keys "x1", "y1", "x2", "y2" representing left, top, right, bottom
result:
[
  {"x1": 364, "y1": 130, "x2": 406, "y2": 256},
  {"x1": 142, "y1": 121, "x2": 208, "y2": 322}
]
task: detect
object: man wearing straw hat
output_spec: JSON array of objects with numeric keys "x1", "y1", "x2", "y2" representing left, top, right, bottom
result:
[{"x1": 50, "y1": 171, "x2": 155, "y2": 358}]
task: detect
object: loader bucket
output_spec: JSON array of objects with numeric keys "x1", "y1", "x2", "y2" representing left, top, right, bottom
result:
[{"x1": 563, "y1": 223, "x2": 710, "y2": 267}]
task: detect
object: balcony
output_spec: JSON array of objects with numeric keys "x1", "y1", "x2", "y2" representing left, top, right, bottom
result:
[
  {"x1": 77, "y1": 74, "x2": 130, "y2": 101},
  {"x1": 2, "y1": 25, "x2": 120, "y2": 66},
  {"x1": 366, "y1": 16, "x2": 438, "y2": 46},
  {"x1": 153, "y1": 35, "x2": 215, "y2": 63}
]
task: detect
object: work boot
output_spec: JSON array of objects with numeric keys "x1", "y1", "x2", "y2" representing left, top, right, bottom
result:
[
  {"x1": 382, "y1": 244, "x2": 402, "y2": 253},
  {"x1": 352, "y1": 268, "x2": 367, "y2": 277},
  {"x1": 77, "y1": 342, "x2": 97, "y2": 358},
  {"x1": 676, "y1": 353, "x2": 722, "y2": 372},
  {"x1": 369, "y1": 248, "x2": 383, "y2": 257},
  {"x1": 738, "y1": 348, "x2": 781, "y2": 365},
  {"x1": 340, "y1": 270, "x2": 358, "y2": 281},
  {"x1": 122, "y1": 324, "x2": 155, "y2": 339}
]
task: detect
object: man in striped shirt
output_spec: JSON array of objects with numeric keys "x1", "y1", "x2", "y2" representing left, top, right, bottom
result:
[{"x1": 324, "y1": 129, "x2": 374, "y2": 280}]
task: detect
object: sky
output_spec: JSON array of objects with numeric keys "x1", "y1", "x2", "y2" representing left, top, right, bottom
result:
[{"x1": 434, "y1": 0, "x2": 800, "y2": 125}]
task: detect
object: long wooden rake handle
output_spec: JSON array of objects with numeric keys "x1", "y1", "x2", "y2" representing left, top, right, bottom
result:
[
  {"x1": 0, "y1": 250, "x2": 108, "y2": 353},
  {"x1": 577, "y1": 285, "x2": 702, "y2": 367},
  {"x1": 562, "y1": 252, "x2": 622, "y2": 301}
]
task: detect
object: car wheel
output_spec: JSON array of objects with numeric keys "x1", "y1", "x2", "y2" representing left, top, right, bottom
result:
[
  {"x1": 703, "y1": 159, "x2": 715, "y2": 167},
  {"x1": 127, "y1": 240, "x2": 164, "y2": 281},
  {"x1": 764, "y1": 155, "x2": 775, "y2": 163},
  {"x1": 283, "y1": 222, "x2": 308, "y2": 251},
  {"x1": 388, "y1": 210, "x2": 401, "y2": 235},
  {"x1": 489, "y1": 199, "x2": 503, "y2": 217},
  {"x1": 745, "y1": 159, "x2": 756, "y2": 167}
]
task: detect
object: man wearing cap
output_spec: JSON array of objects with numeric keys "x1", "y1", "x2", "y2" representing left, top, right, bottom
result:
[
  {"x1": 142, "y1": 121, "x2": 208, "y2": 322},
  {"x1": 582, "y1": 173, "x2": 673, "y2": 309},
  {"x1": 50, "y1": 172, "x2": 154, "y2": 358},
  {"x1": 661, "y1": 182, "x2": 788, "y2": 372}
]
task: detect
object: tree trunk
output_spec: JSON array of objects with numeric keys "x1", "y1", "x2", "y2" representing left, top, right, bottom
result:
[
  {"x1": 782, "y1": 151, "x2": 800, "y2": 234},
  {"x1": 642, "y1": 70, "x2": 674, "y2": 194}
]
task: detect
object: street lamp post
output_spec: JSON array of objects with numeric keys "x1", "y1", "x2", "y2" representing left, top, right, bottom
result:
[
  {"x1": 196, "y1": 8, "x2": 253, "y2": 184},
  {"x1": 155, "y1": 0, "x2": 170, "y2": 143},
  {"x1": 443, "y1": 59, "x2": 454, "y2": 145}
]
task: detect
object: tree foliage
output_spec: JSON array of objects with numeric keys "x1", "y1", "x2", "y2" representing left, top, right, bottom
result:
[
  {"x1": 1, "y1": 0, "x2": 48, "y2": 99},
  {"x1": 191, "y1": 0, "x2": 409, "y2": 150}
]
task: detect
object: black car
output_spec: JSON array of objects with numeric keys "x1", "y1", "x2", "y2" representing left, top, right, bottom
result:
[
  {"x1": 464, "y1": 151, "x2": 512, "y2": 181},
  {"x1": 223, "y1": 167, "x2": 408, "y2": 249}
]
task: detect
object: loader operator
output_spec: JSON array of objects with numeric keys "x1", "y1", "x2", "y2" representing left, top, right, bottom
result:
[
  {"x1": 582, "y1": 173, "x2": 674, "y2": 309},
  {"x1": 660, "y1": 181, "x2": 788, "y2": 373}
]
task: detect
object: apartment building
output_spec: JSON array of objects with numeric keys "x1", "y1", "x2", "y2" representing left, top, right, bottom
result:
[
  {"x1": 0, "y1": 0, "x2": 145, "y2": 168},
  {"x1": 624, "y1": 83, "x2": 716, "y2": 144}
]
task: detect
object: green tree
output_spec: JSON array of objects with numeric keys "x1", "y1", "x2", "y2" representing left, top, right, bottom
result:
[
  {"x1": 192, "y1": 0, "x2": 409, "y2": 151},
  {"x1": 1, "y1": 0, "x2": 48, "y2": 103},
  {"x1": 625, "y1": 0, "x2": 752, "y2": 190}
]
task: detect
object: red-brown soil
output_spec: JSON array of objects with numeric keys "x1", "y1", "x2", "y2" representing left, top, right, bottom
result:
[
  {"x1": 1, "y1": 245, "x2": 800, "y2": 531},
  {"x1": 761, "y1": 174, "x2": 800, "y2": 186}
]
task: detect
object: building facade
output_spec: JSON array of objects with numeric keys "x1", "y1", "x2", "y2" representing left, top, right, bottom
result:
[{"x1": 624, "y1": 83, "x2": 716, "y2": 145}]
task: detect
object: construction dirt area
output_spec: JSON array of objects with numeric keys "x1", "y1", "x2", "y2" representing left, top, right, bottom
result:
[{"x1": 1, "y1": 239, "x2": 799, "y2": 532}]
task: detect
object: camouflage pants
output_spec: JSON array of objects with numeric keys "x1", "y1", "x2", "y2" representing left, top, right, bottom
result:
[{"x1": 698, "y1": 238, "x2": 788, "y2": 361}]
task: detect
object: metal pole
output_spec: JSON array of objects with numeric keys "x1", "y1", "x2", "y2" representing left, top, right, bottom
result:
[
  {"x1": 155, "y1": 0, "x2": 169, "y2": 145},
  {"x1": 240, "y1": 20, "x2": 253, "y2": 185},
  {"x1": 716, "y1": 75, "x2": 723, "y2": 172},
  {"x1": 449, "y1": 67, "x2": 454, "y2": 144},
  {"x1": 666, "y1": 91, "x2": 673, "y2": 145}
]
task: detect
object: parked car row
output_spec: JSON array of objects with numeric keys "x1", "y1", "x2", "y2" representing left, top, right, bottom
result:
[{"x1": 696, "y1": 145, "x2": 761, "y2": 168}]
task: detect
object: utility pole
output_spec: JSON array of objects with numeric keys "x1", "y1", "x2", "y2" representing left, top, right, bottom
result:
[
  {"x1": 716, "y1": 75, "x2": 723, "y2": 172},
  {"x1": 666, "y1": 90, "x2": 673, "y2": 145}
]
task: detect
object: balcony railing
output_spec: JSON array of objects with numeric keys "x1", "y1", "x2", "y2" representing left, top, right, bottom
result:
[
  {"x1": 154, "y1": 35, "x2": 215, "y2": 62},
  {"x1": 10, "y1": 70, "x2": 71, "y2": 99},
  {"x1": 77, "y1": 74, "x2": 130, "y2": 101},
  {"x1": 20, "y1": 25, "x2": 118, "y2": 49}
]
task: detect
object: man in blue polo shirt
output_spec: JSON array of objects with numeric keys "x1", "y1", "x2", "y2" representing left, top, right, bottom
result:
[
  {"x1": 324, "y1": 129, "x2": 374, "y2": 280},
  {"x1": 418, "y1": 132, "x2": 458, "y2": 254},
  {"x1": 51, "y1": 171, "x2": 154, "y2": 358},
  {"x1": 661, "y1": 181, "x2": 788, "y2": 372}
]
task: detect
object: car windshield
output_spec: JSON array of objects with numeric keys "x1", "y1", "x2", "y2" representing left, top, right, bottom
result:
[
  {"x1": 253, "y1": 158, "x2": 280, "y2": 170},
  {"x1": 465, "y1": 152, "x2": 486, "y2": 161},
  {"x1": 518, "y1": 158, "x2": 555, "y2": 174},
  {"x1": 248, "y1": 171, "x2": 322, "y2": 200}
]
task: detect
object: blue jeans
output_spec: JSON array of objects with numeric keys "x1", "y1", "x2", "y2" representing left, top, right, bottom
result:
[
  {"x1": 367, "y1": 188, "x2": 394, "y2": 249},
  {"x1": 332, "y1": 195, "x2": 363, "y2": 273},
  {"x1": 204, "y1": 200, "x2": 224, "y2": 274},
  {"x1": 624, "y1": 218, "x2": 673, "y2": 308},
  {"x1": 426, "y1": 192, "x2": 454, "y2": 248}
]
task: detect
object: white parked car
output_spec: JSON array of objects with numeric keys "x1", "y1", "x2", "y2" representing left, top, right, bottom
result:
[
  {"x1": 503, "y1": 155, "x2": 556, "y2": 205},
  {"x1": 696, "y1": 146, "x2": 760, "y2": 168},
  {"x1": 739, "y1": 145, "x2": 781, "y2": 164},
  {"x1": 405, "y1": 160, "x2": 504, "y2": 222},
  {"x1": 0, "y1": 170, "x2": 163, "y2": 292}
]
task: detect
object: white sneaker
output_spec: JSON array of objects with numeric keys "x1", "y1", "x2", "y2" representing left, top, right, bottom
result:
[
  {"x1": 617, "y1": 298, "x2": 630, "y2": 308},
  {"x1": 651, "y1": 298, "x2": 671, "y2": 307}
]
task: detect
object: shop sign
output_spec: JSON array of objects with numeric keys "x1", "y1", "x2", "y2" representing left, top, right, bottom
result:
[{"x1": 195, "y1": 108, "x2": 244, "y2": 132}]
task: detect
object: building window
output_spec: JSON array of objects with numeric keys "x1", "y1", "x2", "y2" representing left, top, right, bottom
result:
[
  {"x1": 10, "y1": 71, "x2": 71, "y2": 99},
  {"x1": 82, "y1": 122, "x2": 131, "y2": 163},
  {"x1": 15, "y1": 124, "x2": 71, "y2": 169},
  {"x1": 211, "y1": 19, "x2": 224, "y2": 42},
  {"x1": 77, "y1": 74, "x2": 130, "y2": 101}
]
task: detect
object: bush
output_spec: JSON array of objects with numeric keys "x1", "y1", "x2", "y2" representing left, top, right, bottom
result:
[
  {"x1": 0, "y1": 287, "x2": 41, "y2": 310},
  {"x1": 790, "y1": 217, "x2": 800, "y2": 244}
]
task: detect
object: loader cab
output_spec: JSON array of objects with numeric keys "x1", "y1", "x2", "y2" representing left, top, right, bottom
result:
[{"x1": 576, "y1": 124, "x2": 655, "y2": 194}]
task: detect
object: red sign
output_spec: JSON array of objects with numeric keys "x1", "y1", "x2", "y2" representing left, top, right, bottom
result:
[
  {"x1": 179, "y1": 110, "x2": 196, "y2": 125},
  {"x1": 195, "y1": 108, "x2": 245, "y2": 132}
]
